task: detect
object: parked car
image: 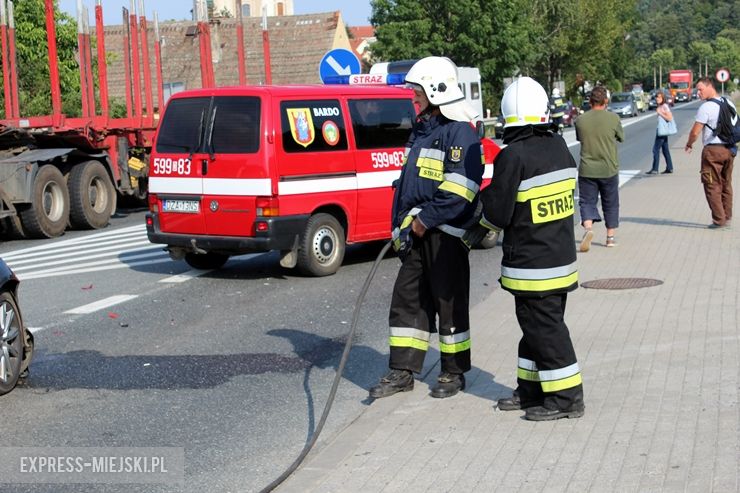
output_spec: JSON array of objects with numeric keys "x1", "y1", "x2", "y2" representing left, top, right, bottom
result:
[
  {"x1": 580, "y1": 100, "x2": 591, "y2": 113},
  {"x1": 608, "y1": 92, "x2": 639, "y2": 118},
  {"x1": 691, "y1": 88, "x2": 698, "y2": 100},
  {"x1": 0, "y1": 257, "x2": 33, "y2": 395}
]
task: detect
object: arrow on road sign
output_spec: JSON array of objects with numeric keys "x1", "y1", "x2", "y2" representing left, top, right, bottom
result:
[{"x1": 326, "y1": 56, "x2": 352, "y2": 76}]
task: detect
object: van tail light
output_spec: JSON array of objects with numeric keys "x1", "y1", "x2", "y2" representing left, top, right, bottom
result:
[{"x1": 256, "y1": 197, "x2": 279, "y2": 216}]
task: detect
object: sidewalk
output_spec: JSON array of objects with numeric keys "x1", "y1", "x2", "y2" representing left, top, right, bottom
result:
[{"x1": 279, "y1": 136, "x2": 739, "y2": 492}]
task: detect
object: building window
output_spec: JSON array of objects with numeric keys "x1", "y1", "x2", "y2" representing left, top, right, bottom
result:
[
  {"x1": 242, "y1": 4, "x2": 250, "y2": 17},
  {"x1": 277, "y1": 2, "x2": 284, "y2": 15}
]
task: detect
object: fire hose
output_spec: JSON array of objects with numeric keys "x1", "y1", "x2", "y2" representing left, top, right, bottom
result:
[{"x1": 259, "y1": 240, "x2": 393, "y2": 493}]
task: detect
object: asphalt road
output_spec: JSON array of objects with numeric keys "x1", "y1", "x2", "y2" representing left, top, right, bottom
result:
[{"x1": 0, "y1": 101, "x2": 701, "y2": 492}]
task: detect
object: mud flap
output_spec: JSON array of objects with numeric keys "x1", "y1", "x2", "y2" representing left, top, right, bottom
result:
[{"x1": 279, "y1": 236, "x2": 299, "y2": 269}]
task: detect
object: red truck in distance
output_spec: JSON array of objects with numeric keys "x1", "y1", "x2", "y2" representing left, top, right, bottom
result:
[{"x1": 669, "y1": 70, "x2": 693, "y2": 103}]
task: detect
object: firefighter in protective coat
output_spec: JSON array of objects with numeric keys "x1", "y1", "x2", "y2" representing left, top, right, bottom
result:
[
  {"x1": 475, "y1": 77, "x2": 585, "y2": 420},
  {"x1": 369, "y1": 56, "x2": 483, "y2": 399}
]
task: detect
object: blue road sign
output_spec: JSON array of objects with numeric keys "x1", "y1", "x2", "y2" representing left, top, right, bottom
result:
[{"x1": 319, "y1": 49, "x2": 361, "y2": 83}]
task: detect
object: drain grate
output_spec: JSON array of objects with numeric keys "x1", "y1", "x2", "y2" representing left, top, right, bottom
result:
[{"x1": 581, "y1": 278, "x2": 663, "y2": 290}]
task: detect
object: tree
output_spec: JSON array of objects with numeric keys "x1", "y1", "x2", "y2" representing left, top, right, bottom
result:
[
  {"x1": 650, "y1": 48, "x2": 674, "y2": 87},
  {"x1": 11, "y1": 0, "x2": 81, "y2": 116},
  {"x1": 370, "y1": 0, "x2": 536, "y2": 113}
]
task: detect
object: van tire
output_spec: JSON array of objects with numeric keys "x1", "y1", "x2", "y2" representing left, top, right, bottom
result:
[
  {"x1": 297, "y1": 213, "x2": 345, "y2": 277},
  {"x1": 184, "y1": 252, "x2": 229, "y2": 270},
  {"x1": 68, "y1": 160, "x2": 117, "y2": 230},
  {"x1": 18, "y1": 165, "x2": 70, "y2": 238}
]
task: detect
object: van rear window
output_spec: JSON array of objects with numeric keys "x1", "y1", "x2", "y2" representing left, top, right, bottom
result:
[
  {"x1": 211, "y1": 97, "x2": 261, "y2": 154},
  {"x1": 349, "y1": 99, "x2": 415, "y2": 150},
  {"x1": 156, "y1": 97, "x2": 210, "y2": 153},
  {"x1": 156, "y1": 96, "x2": 261, "y2": 154}
]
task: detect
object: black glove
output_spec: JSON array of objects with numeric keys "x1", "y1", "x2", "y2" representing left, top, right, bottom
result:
[{"x1": 461, "y1": 224, "x2": 490, "y2": 250}]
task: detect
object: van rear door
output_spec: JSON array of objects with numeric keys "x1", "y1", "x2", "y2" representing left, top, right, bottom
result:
[
  {"x1": 200, "y1": 95, "x2": 266, "y2": 237},
  {"x1": 150, "y1": 96, "x2": 210, "y2": 235}
]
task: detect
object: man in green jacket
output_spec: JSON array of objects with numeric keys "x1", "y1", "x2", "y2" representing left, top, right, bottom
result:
[{"x1": 574, "y1": 86, "x2": 624, "y2": 251}]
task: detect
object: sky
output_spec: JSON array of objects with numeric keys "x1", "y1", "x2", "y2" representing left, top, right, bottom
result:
[{"x1": 58, "y1": 1, "x2": 373, "y2": 26}]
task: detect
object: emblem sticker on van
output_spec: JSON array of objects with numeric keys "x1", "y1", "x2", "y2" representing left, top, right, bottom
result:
[
  {"x1": 287, "y1": 108, "x2": 315, "y2": 148},
  {"x1": 322, "y1": 120, "x2": 340, "y2": 146}
]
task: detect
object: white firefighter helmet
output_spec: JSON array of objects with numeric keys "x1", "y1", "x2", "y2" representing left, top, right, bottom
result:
[
  {"x1": 501, "y1": 76, "x2": 550, "y2": 128},
  {"x1": 405, "y1": 56, "x2": 478, "y2": 122},
  {"x1": 552, "y1": 87, "x2": 560, "y2": 97}
]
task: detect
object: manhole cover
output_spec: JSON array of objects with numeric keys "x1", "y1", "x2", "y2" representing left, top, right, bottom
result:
[{"x1": 581, "y1": 278, "x2": 663, "y2": 290}]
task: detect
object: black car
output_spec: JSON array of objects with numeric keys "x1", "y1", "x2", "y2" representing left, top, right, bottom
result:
[{"x1": 0, "y1": 258, "x2": 33, "y2": 395}]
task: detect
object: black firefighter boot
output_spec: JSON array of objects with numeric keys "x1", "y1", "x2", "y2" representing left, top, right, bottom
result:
[
  {"x1": 524, "y1": 401, "x2": 585, "y2": 421},
  {"x1": 430, "y1": 372, "x2": 465, "y2": 398},
  {"x1": 369, "y1": 369, "x2": 414, "y2": 398},
  {"x1": 496, "y1": 390, "x2": 543, "y2": 411}
]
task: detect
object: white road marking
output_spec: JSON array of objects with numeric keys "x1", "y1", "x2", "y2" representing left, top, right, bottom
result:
[
  {"x1": 8, "y1": 241, "x2": 157, "y2": 269},
  {"x1": 1, "y1": 225, "x2": 146, "y2": 259},
  {"x1": 159, "y1": 269, "x2": 211, "y2": 283},
  {"x1": 18, "y1": 257, "x2": 173, "y2": 281},
  {"x1": 64, "y1": 295, "x2": 139, "y2": 315}
]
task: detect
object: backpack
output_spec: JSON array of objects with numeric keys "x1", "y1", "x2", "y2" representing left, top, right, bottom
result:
[{"x1": 705, "y1": 97, "x2": 740, "y2": 147}]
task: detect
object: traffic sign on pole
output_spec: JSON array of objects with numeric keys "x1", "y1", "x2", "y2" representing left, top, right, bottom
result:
[
  {"x1": 319, "y1": 49, "x2": 361, "y2": 83},
  {"x1": 716, "y1": 68, "x2": 730, "y2": 83}
]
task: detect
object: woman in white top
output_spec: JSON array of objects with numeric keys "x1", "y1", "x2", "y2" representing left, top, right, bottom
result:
[{"x1": 647, "y1": 91, "x2": 674, "y2": 174}]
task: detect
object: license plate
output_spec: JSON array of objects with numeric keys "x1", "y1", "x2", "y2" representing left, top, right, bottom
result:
[{"x1": 162, "y1": 199, "x2": 200, "y2": 213}]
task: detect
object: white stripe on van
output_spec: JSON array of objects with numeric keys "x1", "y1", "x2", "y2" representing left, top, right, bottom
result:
[
  {"x1": 483, "y1": 163, "x2": 493, "y2": 180},
  {"x1": 279, "y1": 176, "x2": 357, "y2": 195},
  {"x1": 151, "y1": 167, "x2": 488, "y2": 198},
  {"x1": 357, "y1": 170, "x2": 401, "y2": 189},
  {"x1": 149, "y1": 177, "x2": 202, "y2": 195},
  {"x1": 203, "y1": 178, "x2": 272, "y2": 196},
  {"x1": 149, "y1": 177, "x2": 271, "y2": 196}
]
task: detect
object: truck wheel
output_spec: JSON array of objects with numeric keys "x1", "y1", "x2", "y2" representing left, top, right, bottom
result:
[
  {"x1": 184, "y1": 252, "x2": 229, "y2": 270},
  {"x1": 18, "y1": 165, "x2": 70, "y2": 238},
  {"x1": 297, "y1": 213, "x2": 345, "y2": 276},
  {"x1": 0, "y1": 291, "x2": 23, "y2": 396},
  {"x1": 68, "y1": 160, "x2": 117, "y2": 229},
  {"x1": 476, "y1": 230, "x2": 499, "y2": 249}
]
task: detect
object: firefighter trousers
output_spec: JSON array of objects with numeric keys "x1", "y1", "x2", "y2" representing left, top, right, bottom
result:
[
  {"x1": 514, "y1": 294, "x2": 584, "y2": 410},
  {"x1": 388, "y1": 229, "x2": 471, "y2": 374}
]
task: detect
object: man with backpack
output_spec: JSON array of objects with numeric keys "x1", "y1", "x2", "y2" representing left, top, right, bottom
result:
[{"x1": 684, "y1": 77, "x2": 739, "y2": 229}]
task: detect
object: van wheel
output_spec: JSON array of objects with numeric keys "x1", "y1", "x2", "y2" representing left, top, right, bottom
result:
[
  {"x1": 68, "y1": 160, "x2": 117, "y2": 229},
  {"x1": 297, "y1": 213, "x2": 345, "y2": 276},
  {"x1": 184, "y1": 252, "x2": 229, "y2": 270},
  {"x1": 476, "y1": 230, "x2": 499, "y2": 249},
  {"x1": 18, "y1": 165, "x2": 70, "y2": 238}
]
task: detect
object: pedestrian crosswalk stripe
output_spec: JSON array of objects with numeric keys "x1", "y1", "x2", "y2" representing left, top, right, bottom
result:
[{"x1": 64, "y1": 294, "x2": 139, "y2": 314}]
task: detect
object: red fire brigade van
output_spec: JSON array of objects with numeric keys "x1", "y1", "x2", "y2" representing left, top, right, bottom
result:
[{"x1": 146, "y1": 84, "x2": 498, "y2": 276}]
